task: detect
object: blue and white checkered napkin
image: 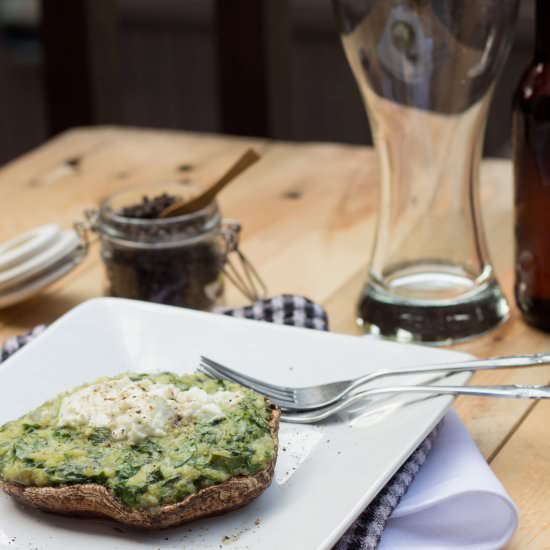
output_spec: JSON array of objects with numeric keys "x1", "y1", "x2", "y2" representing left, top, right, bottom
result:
[{"x1": 0, "y1": 294, "x2": 440, "y2": 550}]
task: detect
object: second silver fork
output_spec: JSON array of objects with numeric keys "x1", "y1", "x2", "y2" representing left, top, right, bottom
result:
[
  {"x1": 199, "y1": 353, "x2": 550, "y2": 410},
  {"x1": 280, "y1": 383, "x2": 550, "y2": 424}
]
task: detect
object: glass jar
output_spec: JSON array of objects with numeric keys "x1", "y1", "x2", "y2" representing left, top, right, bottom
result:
[{"x1": 90, "y1": 183, "x2": 240, "y2": 310}]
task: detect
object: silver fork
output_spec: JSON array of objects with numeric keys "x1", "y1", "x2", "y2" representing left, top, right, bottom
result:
[
  {"x1": 280, "y1": 384, "x2": 550, "y2": 424},
  {"x1": 199, "y1": 353, "x2": 550, "y2": 410}
]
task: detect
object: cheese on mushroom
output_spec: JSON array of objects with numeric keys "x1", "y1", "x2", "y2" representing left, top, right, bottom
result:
[{"x1": 57, "y1": 376, "x2": 241, "y2": 443}]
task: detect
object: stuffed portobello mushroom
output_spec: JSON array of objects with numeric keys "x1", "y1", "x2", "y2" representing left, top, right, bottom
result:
[{"x1": 0, "y1": 372, "x2": 280, "y2": 529}]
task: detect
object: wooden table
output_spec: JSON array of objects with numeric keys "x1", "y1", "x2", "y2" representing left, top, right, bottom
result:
[{"x1": 0, "y1": 127, "x2": 547, "y2": 548}]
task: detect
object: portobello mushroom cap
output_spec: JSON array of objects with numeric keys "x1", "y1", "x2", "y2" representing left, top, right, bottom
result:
[{"x1": 0, "y1": 405, "x2": 280, "y2": 529}]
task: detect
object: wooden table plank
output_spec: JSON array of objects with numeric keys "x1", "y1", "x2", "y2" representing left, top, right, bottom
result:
[
  {"x1": 2, "y1": 129, "x2": 548, "y2": 426},
  {"x1": 2, "y1": 127, "x2": 550, "y2": 546},
  {"x1": 491, "y1": 399, "x2": 550, "y2": 549},
  {"x1": 0, "y1": 128, "x2": 378, "y2": 323}
]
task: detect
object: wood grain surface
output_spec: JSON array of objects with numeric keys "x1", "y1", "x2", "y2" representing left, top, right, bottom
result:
[{"x1": 0, "y1": 127, "x2": 547, "y2": 548}]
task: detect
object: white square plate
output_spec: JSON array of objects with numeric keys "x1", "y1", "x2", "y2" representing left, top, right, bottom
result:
[{"x1": 0, "y1": 298, "x2": 471, "y2": 550}]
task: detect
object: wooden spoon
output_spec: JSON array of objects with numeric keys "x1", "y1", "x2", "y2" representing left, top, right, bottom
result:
[{"x1": 160, "y1": 148, "x2": 260, "y2": 218}]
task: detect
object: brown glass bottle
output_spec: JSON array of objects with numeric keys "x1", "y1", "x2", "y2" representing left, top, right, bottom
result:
[{"x1": 513, "y1": 0, "x2": 550, "y2": 331}]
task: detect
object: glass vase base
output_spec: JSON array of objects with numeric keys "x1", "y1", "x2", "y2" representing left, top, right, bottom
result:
[{"x1": 357, "y1": 281, "x2": 510, "y2": 345}]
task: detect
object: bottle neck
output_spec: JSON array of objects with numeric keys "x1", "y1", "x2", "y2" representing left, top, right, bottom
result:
[{"x1": 536, "y1": 0, "x2": 550, "y2": 62}]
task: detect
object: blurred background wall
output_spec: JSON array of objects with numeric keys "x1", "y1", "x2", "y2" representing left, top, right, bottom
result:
[{"x1": 0, "y1": 0, "x2": 534, "y2": 166}]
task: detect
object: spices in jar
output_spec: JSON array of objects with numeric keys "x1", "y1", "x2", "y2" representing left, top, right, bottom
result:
[{"x1": 93, "y1": 183, "x2": 226, "y2": 311}]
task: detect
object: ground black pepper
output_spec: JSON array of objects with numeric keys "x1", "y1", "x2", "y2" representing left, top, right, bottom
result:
[{"x1": 118, "y1": 193, "x2": 177, "y2": 219}]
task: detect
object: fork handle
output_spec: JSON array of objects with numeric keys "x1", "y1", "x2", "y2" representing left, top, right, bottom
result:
[
  {"x1": 281, "y1": 384, "x2": 550, "y2": 424},
  {"x1": 349, "y1": 353, "x2": 550, "y2": 394},
  {"x1": 367, "y1": 384, "x2": 550, "y2": 399}
]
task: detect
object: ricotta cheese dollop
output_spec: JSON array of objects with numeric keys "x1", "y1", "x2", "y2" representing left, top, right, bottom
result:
[{"x1": 57, "y1": 376, "x2": 242, "y2": 443}]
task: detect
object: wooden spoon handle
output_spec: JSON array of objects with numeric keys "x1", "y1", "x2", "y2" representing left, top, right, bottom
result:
[{"x1": 160, "y1": 149, "x2": 260, "y2": 218}]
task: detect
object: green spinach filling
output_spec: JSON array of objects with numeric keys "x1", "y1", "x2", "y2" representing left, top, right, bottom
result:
[{"x1": 0, "y1": 373, "x2": 274, "y2": 510}]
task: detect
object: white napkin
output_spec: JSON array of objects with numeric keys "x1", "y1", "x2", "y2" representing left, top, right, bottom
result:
[{"x1": 379, "y1": 410, "x2": 518, "y2": 549}]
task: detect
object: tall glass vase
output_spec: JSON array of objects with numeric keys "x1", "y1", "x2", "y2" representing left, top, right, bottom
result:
[{"x1": 333, "y1": 0, "x2": 518, "y2": 344}]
